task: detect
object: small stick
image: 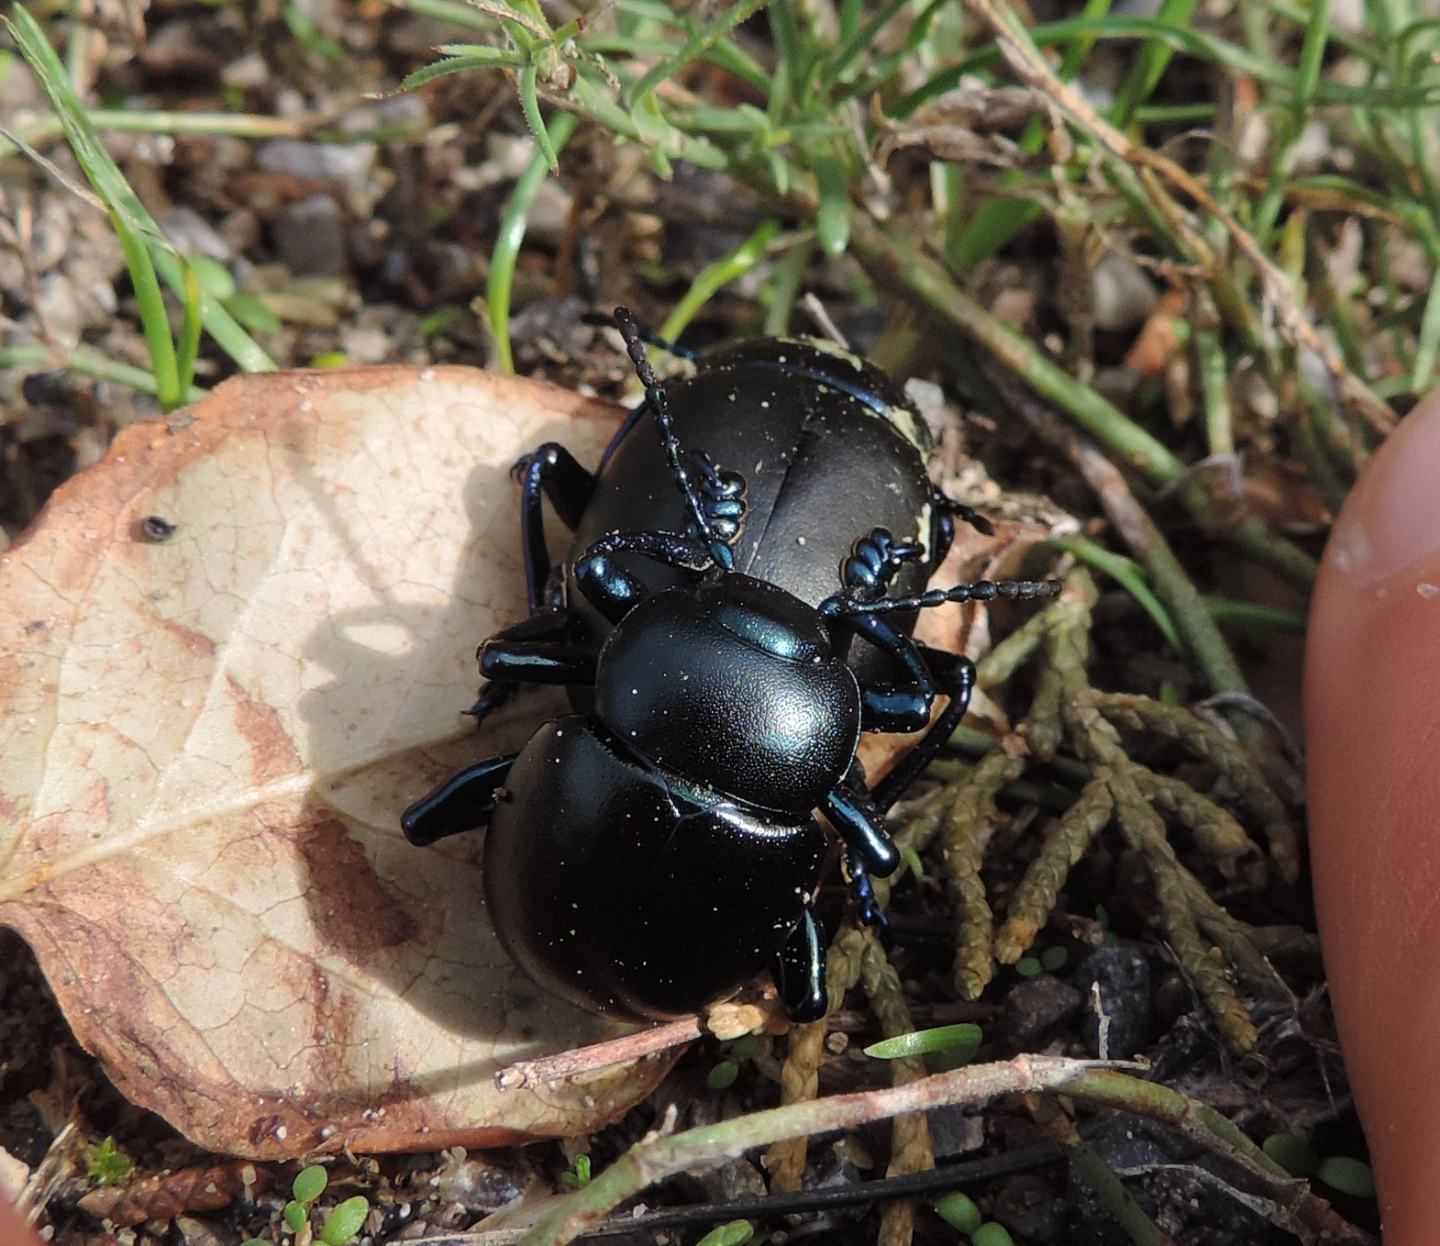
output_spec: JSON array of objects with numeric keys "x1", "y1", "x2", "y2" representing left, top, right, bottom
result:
[{"x1": 493, "y1": 1018, "x2": 701, "y2": 1091}]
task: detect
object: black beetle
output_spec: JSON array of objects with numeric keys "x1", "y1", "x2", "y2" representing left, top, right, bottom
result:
[
  {"x1": 402, "y1": 309, "x2": 1058, "y2": 1022},
  {"x1": 464, "y1": 313, "x2": 995, "y2": 723}
]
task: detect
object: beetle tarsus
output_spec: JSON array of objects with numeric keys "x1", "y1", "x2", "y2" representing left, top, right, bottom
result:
[
  {"x1": 774, "y1": 902, "x2": 828, "y2": 1023},
  {"x1": 514, "y1": 442, "x2": 596, "y2": 612},
  {"x1": 401, "y1": 755, "x2": 515, "y2": 846},
  {"x1": 847, "y1": 856, "x2": 891, "y2": 942}
]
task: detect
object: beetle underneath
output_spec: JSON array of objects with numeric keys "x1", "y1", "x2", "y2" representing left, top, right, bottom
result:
[{"x1": 402, "y1": 308, "x2": 1059, "y2": 1022}]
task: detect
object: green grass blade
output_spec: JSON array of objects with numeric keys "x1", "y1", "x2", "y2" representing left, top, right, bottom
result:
[
  {"x1": 5, "y1": 5, "x2": 276, "y2": 373},
  {"x1": 569, "y1": 70, "x2": 728, "y2": 168},
  {"x1": 402, "y1": 48, "x2": 524, "y2": 91},
  {"x1": 108, "y1": 201, "x2": 181, "y2": 406},
  {"x1": 487, "y1": 110, "x2": 579, "y2": 372},
  {"x1": 1411, "y1": 269, "x2": 1440, "y2": 391},
  {"x1": 1203, "y1": 597, "x2": 1307, "y2": 633},
  {"x1": 864, "y1": 1024, "x2": 982, "y2": 1063},
  {"x1": 945, "y1": 0, "x2": 1112, "y2": 270},
  {"x1": 176, "y1": 261, "x2": 204, "y2": 397},
  {"x1": 822, "y1": 0, "x2": 909, "y2": 88},
  {"x1": 0, "y1": 344, "x2": 207, "y2": 402},
  {"x1": 1051, "y1": 536, "x2": 1184, "y2": 651},
  {"x1": 761, "y1": 235, "x2": 815, "y2": 336},
  {"x1": 659, "y1": 219, "x2": 781, "y2": 343},
  {"x1": 1108, "y1": 0, "x2": 1198, "y2": 128},
  {"x1": 518, "y1": 62, "x2": 559, "y2": 171},
  {"x1": 892, "y1": 14, "x2": 1435, "y2": 116},
  {"x1": 394, "y1": 0, "x2": 495, "y2": 29},
  {"x1": 0, "y1": 110, "x2": 323, "y2": 161},
  {"x1": 630, "y1": 0, "x2": 770, "y2": 105},
  {"x1": 812, "y1": 148, "x2": 850, "y2": 257},
  {"x1": 767, "y1": 0, "x2": 800, "y2": 117}
]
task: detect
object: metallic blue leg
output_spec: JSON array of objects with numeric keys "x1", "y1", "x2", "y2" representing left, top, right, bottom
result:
[
  {"x1": 401, "y1": 754, "x2": 515, "y2": 846},
  {"x1": 772, "y1": 899, "x2": 827, "y2": 1022}
]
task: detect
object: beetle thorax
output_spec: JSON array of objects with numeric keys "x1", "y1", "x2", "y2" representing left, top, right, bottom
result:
[{"x1": 593, "y1": 576, "x2": 862, "y2": 815}]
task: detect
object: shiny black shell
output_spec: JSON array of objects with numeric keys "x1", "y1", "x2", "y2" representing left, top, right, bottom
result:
[
  {"x1": 566, "y1": 337, "x2": 936, "y2": 657},
  {"x1": 595, "y1": 575, "x2": 862, "y2": 815},
  {"x1": 484, "y1": 717, "x2": 829, "y2": 1020}
]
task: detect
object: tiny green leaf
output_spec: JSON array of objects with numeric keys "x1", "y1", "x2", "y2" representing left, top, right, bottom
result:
[
  {"x1": 319, "y1": 1195, "x2": 370, "y2": 1246},
  {"x1": 1316, "y1": 1155, "x2": 1376, "y2": 1199},
  {"x1": 292, "y1": 1165, "x2": 328, "y2": 1205},
  {"x1": 284, "y1": 1201, "x2": 308, "y2": 1233},
  {"x1": 1040, "y1": 946, "x2": 1069, "y2": 972},
  {"x1": 972, "y1": 1222, "x2": 1017, "y2": 1246},
  {"x1": 1015, "y1": 957, "x2": 1042, "y2": 977},
  {"x1": 402, "y1": 52, "x2": 523, "y2": 92},
  {"x1": 708, "y1": 1059, "x2": 740, "y2": 1090},
  {"x1": 560, "y1": 1153, "x2": 593, "y2": 1189},
  {"x1": 225, "y1": 292, "x2": 283, "y2": 334},
  {"x1": 695, "y1": 1220, "x2": 755, "y2": 1246},
  {"x1": 900, "y1": 844, "x2": 926, "y2": 880},
  {"x1": 188, "y1": 255, "x2": 236, "y2": 301},
  {"x1": 729, "y1": 1035, "x2": 759, "y2": 1062},
  {"x1": 418, "y1": 306, "x2": 463, "y2": 338},
  {"x1": 1262, "y1": 1132, "x2": 1318, "y2": 1177},
  {"x1": 933, "y1": 1191, "x2": 983, "y2": 1232},
  {"x1": 864, "y1": 1023, "x2": 982, "y2": 1063}
]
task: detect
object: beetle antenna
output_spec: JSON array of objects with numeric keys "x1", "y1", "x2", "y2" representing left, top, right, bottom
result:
[
  {"x1": 613, "y1": 306, "x2": 734, "y2": 570},
  {"x1": 584, "y1": 310, "x2": 700, "y2": 361},
  {"x1": 821, "y1": 578, "x2": 1062, "y2": 619}
]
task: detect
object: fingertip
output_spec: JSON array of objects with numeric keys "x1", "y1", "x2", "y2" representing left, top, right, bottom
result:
[
  {"x1": 1306, "y1": 388, "x2": 1440, "y2": 1243},
  {"x1": 1324, "y1": 389, "x2": 1440, "y2": 591}
]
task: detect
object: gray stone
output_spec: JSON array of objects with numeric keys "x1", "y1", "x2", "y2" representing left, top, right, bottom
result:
[
  {"x1": 1002, "y1": 974, "x2": 1082, "y2": 1047},
  {"x1": 275, "y1": 194, "x2": 347, "y2": 278}
]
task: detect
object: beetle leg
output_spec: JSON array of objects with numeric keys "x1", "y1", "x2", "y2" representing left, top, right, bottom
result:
[
  {"x1": 462, "y1": 679, "x2": 518, "y2": 722},
  {"x1": 597, "y1": 397, "x2": 652, "y2": 471},
  {"x1": 845, "y1": 850, "x2": 893, "y2": 942},
  {"x1": 869, "y1": 646, "x2": 976, "y2": 814},
  {"x1": 842, "y1": 611, "x2": 936, "y2": 734},
  {"x1": 926, "y1": 487, "x2": 996, "y2": 572},
  {"x1": 401, "y1": 754, "x2": 516, "y2": 846},
  {"x1": 479, "y1": 639, "x2": 596, "y2": 686},
  {"x1": 822, "y1": 778, "x2": 901, "y2": 877},
  {"x1": 573, "y1": 529, "x2": 714, "y2": 623},
  {"x1": 513, "y1": 443, "x2": 596, "y2": 613},
  {"x1": 772, "y1": 899, "x2": 828, "y2": 1023},
  {"x1": 840, "y1": 527, "x2": 925, "y2": 602},
  {"x1": 466, "y1": 606, "x2": 573, "y2": 723},
  {"x1": 465, "y1": 445, "x2": 594, "y2": 728}
]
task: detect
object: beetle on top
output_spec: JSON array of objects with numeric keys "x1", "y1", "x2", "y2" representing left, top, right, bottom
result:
[{"x1": 402, "y1": 308, "x2": 1058, "y2": 1022}]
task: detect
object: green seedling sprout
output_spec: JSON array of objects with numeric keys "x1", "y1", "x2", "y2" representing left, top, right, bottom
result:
[
  {"x1": 85, "y1": 1136, "x2": 133, "y2": 1187},
  {"x1": 559, "y1": 1153, "x2": 593, "y2": 1190}
]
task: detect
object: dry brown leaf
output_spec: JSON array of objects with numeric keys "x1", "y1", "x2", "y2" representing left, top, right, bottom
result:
[{"x1": 0, "y1": 366, "x2": 679, "y2": 1159}]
